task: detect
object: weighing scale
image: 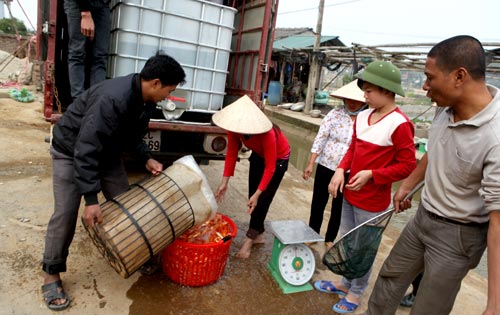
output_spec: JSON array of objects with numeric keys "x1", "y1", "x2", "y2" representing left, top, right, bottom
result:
[{"x1": 268, "y1": 220, "x2": 324, "y2": 294}]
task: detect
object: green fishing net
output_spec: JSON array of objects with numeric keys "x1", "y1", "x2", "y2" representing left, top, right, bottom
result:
[{"x1": 323, "y1": 210, "x2": 393, "y2": 280}]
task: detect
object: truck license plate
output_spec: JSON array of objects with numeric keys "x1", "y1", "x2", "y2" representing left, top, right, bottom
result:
[{"x1": 143, "y1": 130, "x2": 161, "y2": 151}]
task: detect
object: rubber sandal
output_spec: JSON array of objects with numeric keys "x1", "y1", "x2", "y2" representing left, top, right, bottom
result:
[
  {"x1": 313, "y1": 280, "x2": 347, "y2": 296},
  {"x1": 333, "y1": 297, "x2": 359, "y2": 314},
  {"x1": 41, "y1": 280, "x2": 71, "y2": 311},
  {"x1": 139, "y1": 261, "x2": 160, "y2": 275},
  {"x1": 400, "y1": 293, "x2": 416, "y2": 307},
  {"x1": 139, "y1": 255, "x2": 161, "y2": 275}
]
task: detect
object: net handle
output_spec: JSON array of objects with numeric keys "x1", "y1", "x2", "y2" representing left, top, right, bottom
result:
[{"x1": 333, "y1": 180, "x2": 425, "y2": 245}]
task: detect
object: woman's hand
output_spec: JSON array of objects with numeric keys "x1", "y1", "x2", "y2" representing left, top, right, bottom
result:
[
  {"x1": 345, "y1": 170, "x2": 372, "y2": 191},
  {"x1": 215, "y1": 184, "x2": 227, "y2": 203},
  {"x1": 328, "y1": 169, "x2": 345, "y2": 198},
  {"x1": 303, "y1": 154, "x2": 317, "y2": 180},
  {"x1": 247, "y1": 191, "x2": 262, "y2": 214},
  {"x1": 303, "y1": 164, "x2": 313, "y2": 180},
  {"x1": 215, "y1": 177, "x2": 230, "y2": 203}
]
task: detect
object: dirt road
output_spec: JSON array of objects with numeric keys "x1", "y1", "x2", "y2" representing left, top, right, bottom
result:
[{"x1": 0, "y1": 93, "x2": 487, "y2": 314}]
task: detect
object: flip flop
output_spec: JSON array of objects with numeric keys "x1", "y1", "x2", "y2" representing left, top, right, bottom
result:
[
  {"x1": 41, "y1": 280, "x2": 71, "y2": 311},
  {"x1": 139, "y1": 255, "x2": 161, "y2": 275},
  {"x1": 400, "y1": 293, "x2": 416, "y2": 307},
  {"x1": 313, "y1": 280, "x2": 347, "y2": 296},
  {"x1": 333, "y1": 297, "x2": 359, "y2": 314}
]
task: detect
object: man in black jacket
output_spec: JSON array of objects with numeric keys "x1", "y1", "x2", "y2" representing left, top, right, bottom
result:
[{"x1": 41, "y1": 53, "x2": 186, "y2": 311}]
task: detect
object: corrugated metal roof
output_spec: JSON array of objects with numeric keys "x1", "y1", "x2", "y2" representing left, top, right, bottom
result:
[
  {"x1": 273, "y1": 35, "x2": 339, "y2": 50},
  {"x1": 274, "y1": 28, "x2": 314, "y2": 40}
]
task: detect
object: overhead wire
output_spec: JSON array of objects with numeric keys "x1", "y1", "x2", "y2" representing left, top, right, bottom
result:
[
  {"x1": 278, "y1": 0, "x2": 362, "y2": 15},
  {"x1": 15, "y1": 0, "x2": 35, "y2": 31}
]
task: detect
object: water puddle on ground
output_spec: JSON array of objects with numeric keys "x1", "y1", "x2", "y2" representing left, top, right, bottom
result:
[{"x1": 127, "y1": 219, "x2": 340, "y2": 315}]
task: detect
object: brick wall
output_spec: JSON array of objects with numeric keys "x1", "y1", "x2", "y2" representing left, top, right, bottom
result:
[{"x1": 0, "y1": 33, "x2": 37, "y2": 60}]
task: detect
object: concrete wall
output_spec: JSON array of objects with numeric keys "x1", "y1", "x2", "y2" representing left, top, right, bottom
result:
[{"x1": 0, "y1": 33, "x2": 36, "y2": 60}]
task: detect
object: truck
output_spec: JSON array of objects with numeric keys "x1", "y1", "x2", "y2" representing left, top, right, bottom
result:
[{"x1": 36, "y1": 0, "x2": 279, "y2": 164}]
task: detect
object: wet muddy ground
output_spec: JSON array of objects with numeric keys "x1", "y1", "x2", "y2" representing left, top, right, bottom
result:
[{"x1": 0, "y1": 95, "x2": 487, "y2": 314}]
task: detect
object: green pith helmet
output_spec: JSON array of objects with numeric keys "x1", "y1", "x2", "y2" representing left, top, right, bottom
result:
[{"x1": 356, "y1": 60, "x2": 405, "y2": 97}]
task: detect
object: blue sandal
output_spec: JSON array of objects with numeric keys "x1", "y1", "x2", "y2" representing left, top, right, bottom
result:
[
  {"x1": 333, "y1": 297, "x2": 359, "y2": 314},
  {"x1": 313, "y1": 280, "x2": 346, "y2": 296}
]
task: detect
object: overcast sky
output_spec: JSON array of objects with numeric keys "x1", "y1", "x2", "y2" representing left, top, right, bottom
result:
[
  {"x1": 276, "y1": 0, "x2": 500, "y2": 46},
  {"x1": 8, "y1": 0, "x2": 500, "y2": 47}
]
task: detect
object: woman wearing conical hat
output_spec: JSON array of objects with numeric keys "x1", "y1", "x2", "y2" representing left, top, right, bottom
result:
[{"x1": 212, "y1": 95, "x2": 291, "y2": 259}]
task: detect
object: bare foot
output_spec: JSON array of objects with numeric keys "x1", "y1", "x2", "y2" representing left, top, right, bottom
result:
[
  {"x1": 253, "y1": 233, "x2": 265, "y2": 244},
  {"x1": 236, "y1": 237, "x2": 253, "y2": 259}
]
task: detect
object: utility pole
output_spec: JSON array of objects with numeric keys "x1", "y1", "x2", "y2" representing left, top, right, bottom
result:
[{"x1": 304, "y1": 0, "x2": 324, "y2": 114}]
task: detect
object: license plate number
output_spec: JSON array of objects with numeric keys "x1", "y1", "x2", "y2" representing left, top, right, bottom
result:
[{"x1": 143, "y1": 130, "x2": 161, "y2": 151}]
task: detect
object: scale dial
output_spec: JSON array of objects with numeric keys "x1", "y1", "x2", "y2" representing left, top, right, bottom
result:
[{"x1": 278, "y1": 243, "x2": 315, "y2": 286}]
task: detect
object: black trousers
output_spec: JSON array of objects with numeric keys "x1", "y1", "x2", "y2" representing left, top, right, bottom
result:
[
  {"x1": 246, "y1": 152, "x2": 288, "y2": 239},
  {"x1": 308, "y1": 164, "x2": 345, "y2": 243}
]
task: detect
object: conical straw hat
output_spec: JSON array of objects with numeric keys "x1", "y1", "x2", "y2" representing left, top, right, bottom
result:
[
  {"x1": 330, "y1": 79, "x2": 365, "y2": 103},
  {"x1": 212, "y1": 95, "x2": 272, "y2": 134}
]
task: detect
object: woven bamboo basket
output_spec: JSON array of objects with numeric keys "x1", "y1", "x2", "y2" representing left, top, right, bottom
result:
[{"x1": 82, "y1": 156, "x2": 217, "y2": 278}]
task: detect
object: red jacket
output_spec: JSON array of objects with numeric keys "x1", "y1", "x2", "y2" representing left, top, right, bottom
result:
[
  {"x1": 223, "y1": 128, "x2": 290, "y2": 191},
  {"x1": 339, "y1": 108, "x2": 416, "y2": 212}
]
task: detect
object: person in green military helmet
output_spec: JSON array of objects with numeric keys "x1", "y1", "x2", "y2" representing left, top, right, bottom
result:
[
  {"x1": 355, "y1": 60, "x2": 406, "y2": 97},
  {"x1": 317, "y1": 60, "x2": 416, "y2": 313}
]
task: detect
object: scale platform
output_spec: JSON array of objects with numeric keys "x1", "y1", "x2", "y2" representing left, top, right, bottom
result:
[{"x1": 268, "y1": 220, "x2": 323, "y2": 294}]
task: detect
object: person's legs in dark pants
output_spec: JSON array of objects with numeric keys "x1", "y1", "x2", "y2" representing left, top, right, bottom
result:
[
  {"x1": 238, "y1": 153, "x2": 287, "y2": 258},
  {"x1": 64, "y1": 0, "x2": 87, "y2": 99},
  {"x1": 324, "y1": 171, "x2": 348, "y2": 244},
  {"x1": 308, "y1": 164, "x2": 333, "y2": 235},
  {"x1": 308, "y1": 165, "x2": 344, "y2": 245},
  {"x1": 64, "y1": 0, "x2": 110, "y2": 99},
  {"x1": 89, "y1": 2, "x2": 110, "y2": 86}
]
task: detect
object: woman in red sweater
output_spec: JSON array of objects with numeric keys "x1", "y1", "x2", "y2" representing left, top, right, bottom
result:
[{"x1": 213, "y1": 95, "x2": 290, "y2": 258}]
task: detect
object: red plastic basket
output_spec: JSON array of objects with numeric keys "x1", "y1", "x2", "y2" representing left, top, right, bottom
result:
[{"x1": 162, "y1": 214, "x2": 237, "y2": 287}]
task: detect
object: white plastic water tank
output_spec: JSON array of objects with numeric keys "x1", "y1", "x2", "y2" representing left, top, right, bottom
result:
[{"x1": 108, "y1": 0, "x2": 236, "y2": 111}]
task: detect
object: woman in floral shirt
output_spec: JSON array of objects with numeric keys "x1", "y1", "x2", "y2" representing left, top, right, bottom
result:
[{"x1": 303, "y1": 80, "x2": 366, "y2": 248}]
